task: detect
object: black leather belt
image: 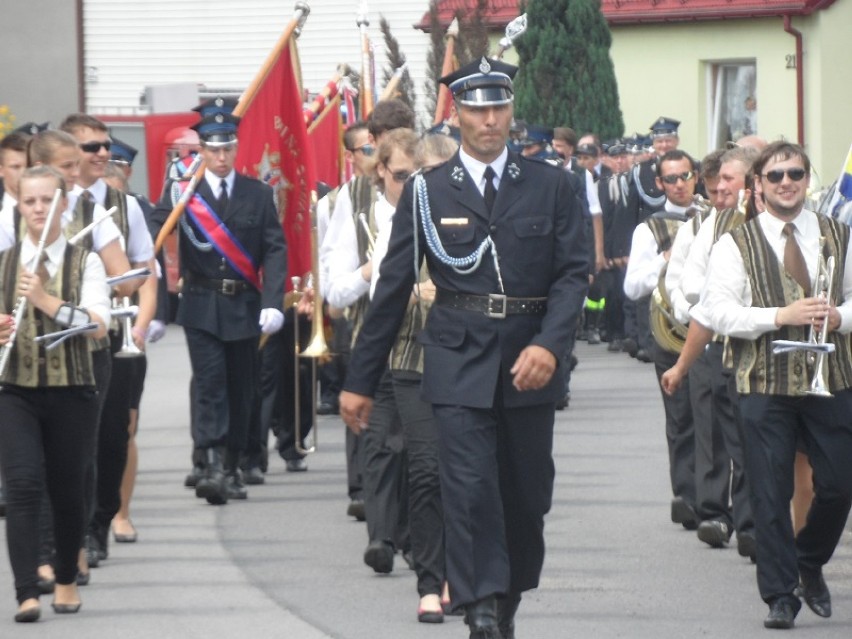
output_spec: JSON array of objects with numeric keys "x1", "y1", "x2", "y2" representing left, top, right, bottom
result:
[
  {"x1": 186, "y1": 272, "x2": 252, "y2": 296},
  {"x1": 435, "y1": 289, "x2": 547, "y2": 319}
]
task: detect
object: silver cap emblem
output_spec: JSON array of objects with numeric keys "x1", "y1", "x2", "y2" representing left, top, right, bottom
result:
[{"x1": 479, "y1": 57, "x2": 491, "y2": 74}]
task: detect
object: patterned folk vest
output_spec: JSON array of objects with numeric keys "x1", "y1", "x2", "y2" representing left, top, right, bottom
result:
[
  {"x1": 0, "y1": 243, "x2": 95, "y2": 387},
  {"x1": 728, "y1": 215, "x2": 852, "y2": 395},
  {"x1": 713, "y1": 207, "x2": 746, "y2": 244},
  {"x1": 389, "y1": 264, "x2": 432, "y2": 375},
  {"x1": 347, "y1": 176, "x2": 378, "y2": 346},
  {"x1": 645, "y1": 216, "x2": 684, "y2": 254}
]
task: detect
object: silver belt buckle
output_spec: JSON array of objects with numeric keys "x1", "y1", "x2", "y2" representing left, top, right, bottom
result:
[
  {"x1": 486, "y1": 293, "x2": 507, "y2": 319},
  {"x1": 221, "y1": 279, "x2": 237, "y2": 295}
]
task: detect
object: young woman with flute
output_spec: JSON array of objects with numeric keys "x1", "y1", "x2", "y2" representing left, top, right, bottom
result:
[{"x1": 0, "y1": 166, "x2": 110, "y2": 622}]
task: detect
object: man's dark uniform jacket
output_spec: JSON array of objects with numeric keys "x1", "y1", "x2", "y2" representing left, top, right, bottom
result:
[{"x1": 344, "y1": 149, "x2": 589, "y2": 407}]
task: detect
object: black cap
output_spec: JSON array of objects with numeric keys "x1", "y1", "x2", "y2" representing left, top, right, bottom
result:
[
  {"x1": 425, "y1": 122, "x2": 461, "y2": 143},
  {"x1": 440, "y1": 57, "x2": 517, "y2": 107},
  {"x1": 109, "y1": 136, "x2": 138, "y2": 166},
  {"x1": 649, "y1": 116, "x2": 680, "y2": 138},
  {"x1": 521, "y1": 124, "x2": 552, "y2": 147},
  {"x1": 605, "y1": 140, "x2": 628, "y2": 156},
  {"x1": 191, "y1": 113, "x2": 241, "y2": 147},
  {"x1": 576, "y1": 143, "x2": 599, "y2": 157},
  {"x1": 12, "y1": 121, "x2": 50, "y2": 136},
  {"x1": 192, "y1": 96, "x2": 239, "y2": 118}
]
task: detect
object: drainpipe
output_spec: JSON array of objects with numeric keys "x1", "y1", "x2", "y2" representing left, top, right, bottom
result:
[
  {"x1": 76, "y1": 0, "x2": 86, "y2": 111},
  {"x1": 783, "y1": 15, "x2": 804, "y2": 147}
]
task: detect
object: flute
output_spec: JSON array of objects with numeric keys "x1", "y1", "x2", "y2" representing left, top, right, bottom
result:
[
  {"x1": 68, "y1": 206, "x2": 117, "y2": 245},
  {"x1": 0, "y1": 188, "x2": 63, "y2": 376}
]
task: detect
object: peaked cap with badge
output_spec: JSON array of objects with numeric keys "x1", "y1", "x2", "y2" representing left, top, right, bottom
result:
[
  {"x1": 191, "y1": 112, "x2": 241, "y2": 148},
  {"x1": 650, "y1": 116, "x2": 681, "y2": 138},
  {"x1": 440, "y1": 57, "x2": 517, "y2": 107}
]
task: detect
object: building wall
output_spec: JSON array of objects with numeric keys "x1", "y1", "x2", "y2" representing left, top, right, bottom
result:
[
  {"x1": 609, "y1": 8, "x2": 851, "y2": 179},
  {"x1": 83, "y1": 1, "x2": 432, "y2": 121},
  {"x1": 0, "y1": 0, "x2": 80, "y2": 129}
]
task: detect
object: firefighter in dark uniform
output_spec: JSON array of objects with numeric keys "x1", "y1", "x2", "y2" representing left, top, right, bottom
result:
[
  {"x1": 151, "y1": 110, "x2": 287, "y2": 505},
  {"x1": 339, "y1": 58, "x2": 589, "y2": 639}
]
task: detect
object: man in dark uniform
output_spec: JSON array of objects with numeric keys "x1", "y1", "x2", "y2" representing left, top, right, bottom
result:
[
  {"x1": 151, "y1": 109, "x2": 287, "y2": 505},
  {"x1": 339, "y1": 58, "x2": 588, "y2": 639}
]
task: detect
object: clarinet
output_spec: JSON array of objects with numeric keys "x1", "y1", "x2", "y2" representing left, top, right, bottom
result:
[{"x1": 0, "y1": 188, "x2": 63, "y2": 376}]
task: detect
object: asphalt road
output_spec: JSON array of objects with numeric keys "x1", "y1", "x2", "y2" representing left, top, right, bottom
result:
[{"x1": 1, "y1": 330, "x2": 850, "y2": 638}]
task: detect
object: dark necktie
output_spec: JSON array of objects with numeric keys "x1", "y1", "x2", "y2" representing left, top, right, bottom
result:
[
  {"x1": 36, "y1": 256, "x2": 50, "y2": 284},
  {"x1": 483, "y1": 166, "x2": 497, "y2": 215},
  {"x1": 82, "y1": 190, "x2": 94, "y2": 204},
  {"x1": 783, "y1": 223, "x2": 811, "y2": 296},
  {"x1": 218, "y1": 179, "x2": 229, "y2": 214}
]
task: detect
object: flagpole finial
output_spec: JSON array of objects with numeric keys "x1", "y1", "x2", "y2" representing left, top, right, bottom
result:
[
  {"x1": 497, "y1": 13, "x2": 527, "y2": 54},
  {"x1": 294, "y1": 2, "x2": 311, "y2": 36},
  {"x1": 447, "y1": 17, "x2": 459, "y2": 38},
  {"x1": 356, "y1": 1, "x2": 369, "y2": 27}
]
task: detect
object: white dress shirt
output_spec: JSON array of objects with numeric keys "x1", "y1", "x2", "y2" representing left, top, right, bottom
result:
[
  {"x1": 20, "y1": 234, "x2": 111, "y2": 329},
  {"x1": 623, "y1": 202, "x2": 689, "y2": 301},
  {"x1": 0, "y1": 192, "x2": 16, "y2": 248},
  {"x1": 665, "y1": 214, "x2": 704, "y2": 323},
  {"x1": 71, "y1": 180, "x2": 154, "y2": 263},
  {"x1": 368, "y1": 195, "x2": 398, "y2": 300},
  {"x1": 203, "y1": 168, "x2": 235, "y2": 200},
  {"x1": 459, "y1": 146, "x2": 507, "y2": 197},
  {"x1": 703, "y1": 209, "x2": 852, "y2": 339}
]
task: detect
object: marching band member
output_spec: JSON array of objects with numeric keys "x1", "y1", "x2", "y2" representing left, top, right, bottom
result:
[
  {"x1": 701, "y1": 142, "x2": 852, "y2": 629},
  {"x1": 0, "y1": 166, "x2": 110, "y2": 622},
  {"x1": 340, "y1": 58, "x2": 588, "y2": 639}
]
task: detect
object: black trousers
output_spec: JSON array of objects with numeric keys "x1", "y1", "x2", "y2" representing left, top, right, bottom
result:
[
  {"x1": 184, "y1": 327, "x2": 258, "y2": 452},
  {"x1": 92, "y1": 336, "x2": 146, "y2": 533},
  {"x1": 739, "y1": 391, "x2": 852, "y2": 604},
  {"x1": 432, "y1": 399, "x2": 555, "y2": 610},
  {"x1": 0, "y1": 386, "x2": 98, "y2": 603},
  {"x1": 392, "y1": 372, "x2": 444, "y2": 597},
  {"x1": 362, "y1": 370, "x2": 405, "y2": 547},
  {"x1": 604, "y1": 267, "x2": 625, "y2": 341},
  {"x1": 654, "y1": 347, "x2": 696, "y2": 509}
]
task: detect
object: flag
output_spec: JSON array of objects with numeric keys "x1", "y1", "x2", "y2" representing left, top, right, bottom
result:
[
  {"x1": 308, "y1": 94, "x2": 344, "y2": 189},
  {"x1": 341, "y1": 85, "x2": 358, "y2": 181},
  {"x1": 236, "y1": 38, "x2": 317, "y2": 290}
]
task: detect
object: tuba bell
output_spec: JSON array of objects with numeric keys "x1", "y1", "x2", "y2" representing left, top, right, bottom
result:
[{"x1": 650, "y1": 265, "x2": 688, "y2": 354}]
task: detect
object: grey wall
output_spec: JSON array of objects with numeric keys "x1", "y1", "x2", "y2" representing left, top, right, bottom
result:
[{"x1": 0, "y1": 0, "x2": 80, "y2": 130}]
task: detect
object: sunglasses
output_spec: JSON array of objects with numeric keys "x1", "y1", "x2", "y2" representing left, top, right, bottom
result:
[
  {"x1": 390, "y1": 170, "x2": 412, "y2": 183},
  {"x1": 351, "y1": 143, "x2": 374, "y2": 157},
  {"x1": 660, "y1": 171, "x2": 694, "y2": 185},
  {"x1": 763, "y1": 168, "x2": 806, "y2": 184},
  {"x1": 79, "y1": 140, "x2": 112, "y2": 153}
]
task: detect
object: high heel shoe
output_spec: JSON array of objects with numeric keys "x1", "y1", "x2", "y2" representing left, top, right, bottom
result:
[{"x1": 51, "y1": 602, "x2": 82, "y2": 614}]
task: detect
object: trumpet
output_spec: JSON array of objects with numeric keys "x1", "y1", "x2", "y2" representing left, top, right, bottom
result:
[
  {"x1": 807, "y1": 238, "x2": 835, "y2": 396},
  {"x1": 0, "y1": 188, "x2": 63, "y2": 377},
  {"x1": 112, "y1": 297, "x2": 144, "y2": 358}
]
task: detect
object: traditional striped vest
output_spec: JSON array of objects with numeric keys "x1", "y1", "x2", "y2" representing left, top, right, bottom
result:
[
  {"x1": 389, "y1": 264, "x2": 432, "y2": 375},
  {"x1": 347, "y1": 176, "x2": 378, "y2": 346},
  {"x1": 729, "y1": 214, "x2": 852, "y2": 395},
  {"x1": 0, "y1": 243, "x2": 95, "y2": 387},
  {"x1": 646, "y1": 217, "x2": 683, "y2": 254},
  {"x1": 713, "y1": 207, "x2": 746, "y2": 243}
]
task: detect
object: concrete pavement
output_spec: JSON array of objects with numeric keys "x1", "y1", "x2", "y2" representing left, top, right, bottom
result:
[{"x1": 1, "y1": 329, "x2": 850, "y2": 638}]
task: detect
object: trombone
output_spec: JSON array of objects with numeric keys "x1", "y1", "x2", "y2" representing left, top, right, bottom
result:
[{"x1": 292, "y1": 192, "x2": 331, "y2": 454}]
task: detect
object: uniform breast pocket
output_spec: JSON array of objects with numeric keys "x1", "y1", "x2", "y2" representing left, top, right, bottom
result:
[
  {"x1": 418, "y1": 322, "x2": 467, "y2": 350},
  {"x1": 438, "y1": 224, "x2": 476, "y2": 246},
  {"x1": 512, "y1": 215, "x2": 552, "y2": 262}
]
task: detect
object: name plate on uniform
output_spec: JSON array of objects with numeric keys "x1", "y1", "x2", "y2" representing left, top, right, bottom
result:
[{"x1": 440, "y1": 218, "x2": 469, "y2": 226}]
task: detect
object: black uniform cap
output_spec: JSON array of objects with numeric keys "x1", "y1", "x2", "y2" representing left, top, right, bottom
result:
[{"x1": 440, "y1": 57, "x2": 517, "y2": 107}]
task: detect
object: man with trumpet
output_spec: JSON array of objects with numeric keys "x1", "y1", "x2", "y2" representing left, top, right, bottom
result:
[{"x1": 700, "y1": 141, "x2": 852, "y2": 629}]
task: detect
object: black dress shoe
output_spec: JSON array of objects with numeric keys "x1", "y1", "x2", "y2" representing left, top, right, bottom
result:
[
  {"x1": 196, "y1": 449, "x2": 228, "y2": 505},
  {"x1": 622, "y1": 337, "x2": 638, "y2": 357},
  {"x1": 607, "y1": 338, "x2": 623, "y2": 352},
  {"x1": 737, "y1": 530, "x2": 757, "y2": 562},
  {"x1": 285, "y1": 458, "x2": 308, "y2": 472},
  {"x1": 764, "y1": 597, "x2": 800, "y2": 629},
  {"x1": 347, "y1": 498, "x2": 366, "y2": 521},
  {"x1": 798, "y1": 566, "x2": 831, "y2": 618},
  {"x1": 76, "y1": 570, "x2": 90, "y2": 586},
  {"x1": 51, "y1": 602, "x2": 82, "y2": 614},
  {"x1": 243, "y1": 466, "x2": 265, "y2": 485},
  {"x1": 671, "y1": 497, "x2": 698, "y2": 530},
  {"x1": 225, "y1": 470, "x2": 248, "y2": 500},
  {"x1": 497, "y1": 592, "x2": 521, "y2": 639},
  {"x1": 184, "y1": 464, "x2": 205, "y2": 488},
  {"x1": 363, "y1": 540, "x2": 394, "y2": 574},
  {"x1": 465, "y1": 596, "x2": 500, "y2": 639},
  {"x1": 635, "y1": 348, "x2": 653, "y2": 363},
  {"x1": 38, "y1": 577, "x2": 56, "y2": 594},
  {"x1": 697, "y1": 520, "x2": 731, "y2": 548},
  {"x1": 14, "y1": 604, "x2": 40, "y2": 623},
  {"x1": 317, "y1": 401, "x2": 339, "y2": 415}
]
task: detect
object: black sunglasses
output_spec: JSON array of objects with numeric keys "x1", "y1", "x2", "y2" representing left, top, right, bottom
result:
[
  {"x1": 350, "y1": 143, "x2": 374, "y2": 157},
  {"x1": 763, "y1": 168, "x2": 806, "y2": 184},
  {"x1": 79, "y1": 140, "x2": 112, "y2": 153},
  {"x1": 660, "y1": 171, "x2": 694, "y2": 185},
  {"x1": 390, "y1": 170, "x2": 412, "y2": 183}
]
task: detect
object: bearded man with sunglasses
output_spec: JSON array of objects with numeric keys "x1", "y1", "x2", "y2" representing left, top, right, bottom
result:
[
  {"x1": 702, "y1": 141, "x2": 852, "y2": 630},
  {"x1": 624, "y1": 149, "x2": 700, "y2": 530}
]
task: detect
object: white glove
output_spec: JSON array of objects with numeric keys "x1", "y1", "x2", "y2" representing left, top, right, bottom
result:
[
  {"x1": 259, "y1": 308, "x2": 284, "y2": 335},
  {"x1": 147, "y1": 319, "x2": 166, "y2": 343}
]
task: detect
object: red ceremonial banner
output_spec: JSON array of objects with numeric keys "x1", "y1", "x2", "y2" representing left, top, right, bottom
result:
[
  {"x1": 308, "y1": 94, "x2": 343, "y2": 190},
  {"x1": 235, "y1": 38, "x2": 316, "y2": 291}
]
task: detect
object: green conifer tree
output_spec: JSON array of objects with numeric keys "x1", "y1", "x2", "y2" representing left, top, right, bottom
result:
[{"x1": 514, "y1": 0, "x2": 624, "y2": 140}]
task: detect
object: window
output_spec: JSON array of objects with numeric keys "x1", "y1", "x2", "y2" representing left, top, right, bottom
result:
[{"x1": 707, "y1": 61, "x2": 757, "y2": 150}]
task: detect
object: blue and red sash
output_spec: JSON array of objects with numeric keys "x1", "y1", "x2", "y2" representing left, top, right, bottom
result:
[{"x1": 179, "y1": 181, "x2": 261, "y2": 291}]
